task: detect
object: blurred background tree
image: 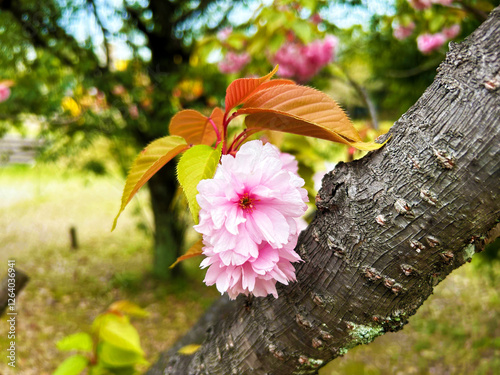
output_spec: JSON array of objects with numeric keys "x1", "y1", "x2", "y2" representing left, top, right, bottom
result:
[{"x1": 0, "y1": 0, "x2": 234, "y2": 280}]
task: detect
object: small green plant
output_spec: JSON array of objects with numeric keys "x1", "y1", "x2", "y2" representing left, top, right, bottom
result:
[{"x1": 53, "y1": 301, "x2": 149, "y2": 375}]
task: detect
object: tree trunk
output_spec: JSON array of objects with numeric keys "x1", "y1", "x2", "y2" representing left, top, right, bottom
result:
[
  {"x1": 0, "y1": 268, "x2": 29, "y2": 316},
  {"x1": 148, "y1": 162, "x2": 186, "y2": 280},
  {"x1": 147, "y1": 8, "x2": 500, "y2": 374}
]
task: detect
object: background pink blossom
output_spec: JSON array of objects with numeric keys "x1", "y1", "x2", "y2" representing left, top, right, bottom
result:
[
  {"x1": 0, "y1": 84, "x2": 11, "y2": 102},
  {"x1": 433, "y1": 0, "x2": 454, "y2": 6},
  {"x1": 393, "y1": 22, "x2": 415, "y2": 40},
  {"x1": 217, "y1": 27, "x2": 232, "y2": 41},
  {"x1": 408, "y1": 0, "x2": 432, "y2": 10},
  {"x1": 273, "y1": 35, "x2": 338, "y2": 82},
  {"x1": 218, "y1": 51, "x2": 251, "y2": 74},
  {"x1": 409, "y1": 0, "x2": 454, "y2": 9},
  {"x1": 442, "y1": 24, "x2": 461, "y2": 39},
  {"x1": 417, "y1": 33, "x2": 446, "y2": 53}
]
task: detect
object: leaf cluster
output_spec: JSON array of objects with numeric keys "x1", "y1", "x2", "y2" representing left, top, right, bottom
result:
[
  {"x1": 53, "y1": 300, "x2": 149, "y2": 375},
  {"x1": 113, "y1": 66, "x2": 386, "y2": 266}
]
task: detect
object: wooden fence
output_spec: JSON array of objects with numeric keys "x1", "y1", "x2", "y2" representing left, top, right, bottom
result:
[{"x1": 0, "y1": 135, "x2": 41, "y2": 165}]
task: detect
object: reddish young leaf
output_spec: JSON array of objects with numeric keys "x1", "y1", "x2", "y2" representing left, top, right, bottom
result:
[
  {"x1": 169, "y1": 109, "x2": 222, "y2": 146},
  {"x1": 240, "y1": 110, "x2": 351, "y2": 144},
  {"x1": 253, "y1": 79, "x2": 296, "y2": 90},
  {"x1": 112, "y1": 136, "x2": 189, "y2": 231},
  {"x1": 169, "y1": 238, "x2": 204, "y2": 268},
  {"x1": 238, "y1": 85, "x2": 385, "y2": 151},
  {"x1": 224, "y1": 65, "x2": 281, "y2": 115}
]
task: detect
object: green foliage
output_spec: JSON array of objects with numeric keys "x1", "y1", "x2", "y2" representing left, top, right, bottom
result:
[
  {"x1": 53, "y1": 355, "x2": 89, "y2": 375},
  {"x1": 54, "y1": 301, "x2": 148, "y2": 375},
  {"x1": 57, "y1": 333, "x2": 93, "y2": 353},
  {"x1": 97, "y1": 341, "x2": 146, "y2": 368},
  {"x1": 177, "y1": 144, "x2": 222, "y2": 224}
]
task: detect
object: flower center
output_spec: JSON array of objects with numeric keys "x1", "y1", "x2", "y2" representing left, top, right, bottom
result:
[{"x1": 238, "y1": 193, "x2": 256, "y2": 212}]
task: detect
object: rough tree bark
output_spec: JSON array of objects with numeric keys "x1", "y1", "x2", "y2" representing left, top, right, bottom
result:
[{"x1": 147, "y1": 8, "x2": 500, "y2": 375}]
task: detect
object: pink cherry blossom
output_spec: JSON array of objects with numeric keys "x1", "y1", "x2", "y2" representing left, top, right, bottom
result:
[
  {"x1": 200, "y1": 238, "x2": 301, "y2": 299},
  {"x1": 0, "y1": 84, "x2": 11, "y2": 102},
  {"x1": 217, "y1": 27, "x2": 232, "y2": 41},
  {"x1": 416, "y1": 33, "x2": 446, "y2": 53},
  {"x1": 304, "y1": 35, "x2": 337, "y2": 67},
  {"x1": 442, "y1": 24, "x2": 460, "y2": 39},
  {"x1": 432, "y1": 0, "x2": 454, "y2": 6},
  {"x1": 128, "y1": 104, "x2": 139, "y2": 119},
  {"x1": 310, "y1": 13, "x2": 322, "y2": 25},
  {"x1": 410, "y1": 0, "x2": 454, "y2": 9},
  {"x1": 274, "y1": 43, "x2": 301, "y2": 78},
  {"x1": 273, "y1": 35, "x2": 338, "y2": 82},
  {"x1": 195, "y1": 140, "x2": 308, "y2": 299},
  {"x1": 393, "y1": 22, "x2": 415, "y2": 40},
  {"x1": 112, "y1": 84, "x2": 126, "y2": 96},
  {"x1": 218, "y1": 51, "x2": 251, "y2": 74},
  {"x1": 279, "y1": 151, "x2": 299, "y2": 175},
  {"x1": 408, "y1": 0, "x2": 432, "y2": 10}
]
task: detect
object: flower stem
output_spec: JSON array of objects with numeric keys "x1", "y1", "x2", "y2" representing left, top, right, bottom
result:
[
  {"x1": 208, "y1": 118, "x2": 222, "y2": 147},
  {"x1": 229, "y1": 128, "x2": 259, "y2": 153},
  {"x1": 222, "y1": 111, "x2": 241, "y2": 154}
]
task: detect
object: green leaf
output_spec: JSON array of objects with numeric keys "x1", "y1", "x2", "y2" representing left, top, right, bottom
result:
[
  {"x1": 112, "y1": 136, "x2": 189, "y2": 231},
  {"x1": 177, "y1": 144, "x2": 222, "y2": 224},
  {"x1": 269, "y1": 33, "x2": 286, "y2": 52},
  {"x1": 226, "y1": 33, "x2": 246, "y2": 50},
  {"x1": 57, "y1": 333, "x2": 93, "y2": 353},
  {"x1": 98, "y1": 314, "x2": 144, "y2": 355},
  {"x1": 97, "y1": 342, "x2": 146, "y2": 368},
  {"x1": 291, "y1": 19, "x2": 313, "y2": 43},
  {"x1": 53, "y1": 355, "x2": 88, "y2": 375},
  {"x1": 266, "y1": 12, "x2": 287, "y2": 34}
]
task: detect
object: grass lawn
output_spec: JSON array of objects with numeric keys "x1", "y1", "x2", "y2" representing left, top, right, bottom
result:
[{"x1": 0, "y1": 160, "x2": 498, "y2": 375}]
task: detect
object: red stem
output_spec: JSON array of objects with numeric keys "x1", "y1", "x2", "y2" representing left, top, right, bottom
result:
[
  {"x1": 229, "y1": 128, "x2": 260, "y2": 153},
  {"x1": 208, "y1": 118, "x2": 222, "y2": 147},
  {"x1": 222, "y1": 111, "x2": 241, "y2": 154},
  {"x1": 222, "y1": 112, "x2": 229, "y2": 154}
]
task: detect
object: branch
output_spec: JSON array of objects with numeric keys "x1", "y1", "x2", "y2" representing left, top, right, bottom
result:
[
  {"x1": 205, "y1": 4, "x2": 234, "y2": 34},
  {"x1": 340, "y1": 68, "x2": 379, "y2": 129},
  {"x1": 456, "y1": 0, "x2": 489, "y2": 22},
  {"x1": 385, "y1": 57, "x2": 444, "y2": 78},
  {"x1": 0, "y1": 1, "x2": 102, "y2": 72},
  {"x1": 147, "y1": 7, "x2": 500, "y2": 375},
  {"x1": 174, "y1": 0, "x2": 214, "y2": 26},
  {"x1": 87, "y1": 0, "x2": 110, "y2": 68},
  {"x1": 125, "y1": 5, "x2": 152, "y2": 39}
]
